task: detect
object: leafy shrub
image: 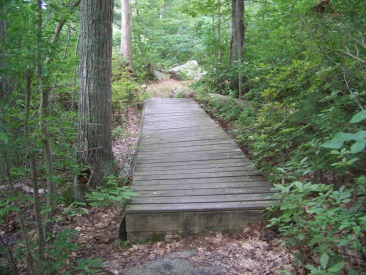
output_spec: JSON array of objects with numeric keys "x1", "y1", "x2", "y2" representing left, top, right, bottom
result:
[
  {"x1": 85, "y1": 175, "x2": 136, "y2": 210},
  {"x1": 197, "y1": 84, "x2": 366, "y2": 273},
  {"x1": 267, "y1": 178, "x2": 366, "y2": 273},
  {"x1": 111, "y1": 56, "x2": 143, "y2": 111}
]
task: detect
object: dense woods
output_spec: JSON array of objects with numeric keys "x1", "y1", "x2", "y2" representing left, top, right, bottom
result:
[{"x1": 0, "y1": 0, "x2": 365, "y2": 273}]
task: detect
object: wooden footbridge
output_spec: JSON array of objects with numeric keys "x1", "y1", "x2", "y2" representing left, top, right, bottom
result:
[{"x1": 124, "y1": 98, "x2": 275, "y2": 242}]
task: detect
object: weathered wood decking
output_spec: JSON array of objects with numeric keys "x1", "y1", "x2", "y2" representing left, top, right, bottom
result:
[{"x1": 125, "y1": 98, "x2": 275, "y2": 242}]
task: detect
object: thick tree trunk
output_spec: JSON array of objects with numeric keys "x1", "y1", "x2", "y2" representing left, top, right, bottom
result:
[
  {"x1": 230, "y1": 0, "x2": 245, "y2": 61},
  {"x1": 77, "y1": 0, "x2": 115, "y2": 198},
  {"x1": 218, "y1": 0, "x2": 222, "y2": 62},
  {"x1": 230, "y1": 0, "x2": 245, "y2": 98},
  {"x1": 235, "y1": 0, "x2": 243, "y2": 98},
  {"x1": 121, "y1": 0, "x2": 133, "y2": 70}
]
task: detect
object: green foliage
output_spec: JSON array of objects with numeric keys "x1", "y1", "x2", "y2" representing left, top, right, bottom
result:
[
  {"x1": 71, "y1": 257, "x2": 103, "y2": 275},
  {"x1": 112, "y1": 55, "x2": 143, "y2": 111},
  {"x1": 0, "y1": 0, "x2": 88, "y2": 272},
  {"x1": 44, "y1": 230, "x2": 103, "y2": 274},
  {"x1": 41, "y1": 229, "x2": 79, "y2": 274},
  {"x1": 129, "y1": 0, "x2": 207, "y2": 76},
  {"x1": 305, "y1": 253, "x2": 344, "y2": 275},
  {"x1": 85, "y1": 175, "x2": 137, "y2": 209},
  {"x1": 323, "y1": 110, "x2": 366, "y2": 154},
  {"x1": 267, "y1": 179, "x2": 365, "y2": 271}
]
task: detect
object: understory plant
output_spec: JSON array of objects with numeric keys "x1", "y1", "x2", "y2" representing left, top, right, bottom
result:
[
  {"x1": 267, "y1": 178, "x2": 365, "y2": 273},
  {"x1": 84, "y1": 175, "x2": 136, "y2": 212},
  {"x1": 111, "y1": 55, "x2": 144, "y2": 112},
  {"x1": 197, "y1": 85, "x2": 366, "y2": 273}
]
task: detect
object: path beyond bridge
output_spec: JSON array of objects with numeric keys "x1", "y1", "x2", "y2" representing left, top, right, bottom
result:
[{"x1": 124, "y1": 98, "x2": 275, "y2": 242}]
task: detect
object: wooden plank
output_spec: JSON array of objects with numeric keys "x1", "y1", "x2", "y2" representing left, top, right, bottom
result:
[
  {"x1": 140, "y1": 134, "x2": 229, "y2": 144},
  {"x1": 130, "y1": 193, "x2": 275, "y2": 205},
  {"x1": 136, "y1": 155, "x2": 247, "y2": 164},
  {"x1": 137, "y1": 149, "x2": 244, "y2": 159},
  {"x1": 131, "y1": 181, "x2": 271, "y2": 191},
  {"x1": 133, "y1": 171, "x2": 260, "y2": 181},
  {"x1": 138, "y1": 145, "x2": 242, "y2": 155},
  {"x1": 134, "y1": 166, "x2": 255, "y2": 176},
  {"x1": 143, "y1": 125, "x2": 219, "y2": 133},
  {"x1": 126, "y1": 200, "x2": 274, "y2": 213},
  {"x1": 134, "y1": 157, "x2": 252, "y2": 167},
  {"x1": 137, "y1": 151, "x2": 246, "y2": 160},
  {"x1": 143, "y1": 121, "x2": 221, "y2": 128},
  {"x1": 141, "y1": 132, "x2": 226, "y2": 142},
  {"x1": 134, "y1": 162, "x2": 254, "y2": 173},
  {"x1": 132, "y1": 175, "x2": 267, "y2": 185},
  {"x1": 134, "y1": 187, "x2": 275, "y2": 196},
  {"x1": 139, "y1": 139, "x2": 235, "y2": 149}
]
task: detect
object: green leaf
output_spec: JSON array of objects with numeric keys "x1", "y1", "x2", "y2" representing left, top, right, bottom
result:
[
  {"x1": 351, "y1": 140, "x2": 366, "y2": 153},
  {"x1": 0, "y1": 131, "x2": 9, "y2": 144},
  {"x1": 322, "y1": 131, "x2": 366, "y2": 152},
  {"x1": 305, "y1": 264, "x2": 318, "y2": 272},
  {"x1": 320, "y1": 253, "x2": 329, "y2": 270},
  {"x1": 337, "y1": 239, "x2": 348, "y2": 246},
  {"x1": 294, "y1": 181, "x2": 303, "y2": 190},
  {"x1": 327, "y1": 262, "x2": 344, "y2": 272},
  {"x1": 322, "y1": 141, "x2": 343, "y2": 149},
  {"x1": 297, "y1": 233, "x2": 305, "y2": 241},
  {"x1": 350, "y1": 110, "x2": 366, "y2": 123}
]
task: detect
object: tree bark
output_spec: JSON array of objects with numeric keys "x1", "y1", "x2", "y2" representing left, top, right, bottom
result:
[
  {"x1": 77, "y1": 0, "x2": 115, "y2": 198},
  {"x1": 0, "y1": 5, "x2": 10, "y2": 100},
  {"x1": 121, "y1": 0, "x2": 133, "y2": 70},
  {"x1": 25, "y1": 69, "x2": 45, "y2": 262},
  {"x1": 35, "y1": 0, "x2": 56, "y2": 235},
  {"x1": 230, "y1": 0, "x2": 245, "y2": 61},
  {"x1": 235, "y1": 0, "x2": 243, "y2": 98},
  {"x1": 218, "y1": 0, "x2": 222, "y2": 62}
]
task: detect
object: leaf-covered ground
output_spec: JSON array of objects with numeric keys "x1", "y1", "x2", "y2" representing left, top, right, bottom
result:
[{"x1": 71, "y1": 206, "x2": 298, "y2": 274}]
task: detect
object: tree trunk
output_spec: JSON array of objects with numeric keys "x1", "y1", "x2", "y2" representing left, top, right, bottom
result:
[
  {"x1": 230, "y1": 0, "x2": 245, "y2": 61},
  {"x1": 235, "y1": 0, "x2": 243, "y2": 98},
  {"x1": 121, "y1": 0, "x2": 133, "y2": 70},
  {"x1": 0, "y1": 19, "x2": 6, "y2": 99},
  {"x1": 25, "y1": 69, "x2": 45, "y2": 262},
  {"x1": 218, "y1": 0, "x2": 222, "y2": 62},
  {"x1": 77, "y1": 0, "x2": 115, "y2": 199},
  {"x1": 36, "y1": 0, "x2": 56, "y2": 234},
  {"x1": 0, "y1": 6, "x2": 10, "y2": 100},
  {"x1": 135, "y1": 0, "x2": 139, "y2": 17}
]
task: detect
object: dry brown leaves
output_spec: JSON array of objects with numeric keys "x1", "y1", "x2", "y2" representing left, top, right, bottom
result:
[
  {"x1": 70, "y1": 208, "x2": 297, "y2": 274},
  {"x1": 112, "y1": 106, "x2": 141, "y2": 177}
]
